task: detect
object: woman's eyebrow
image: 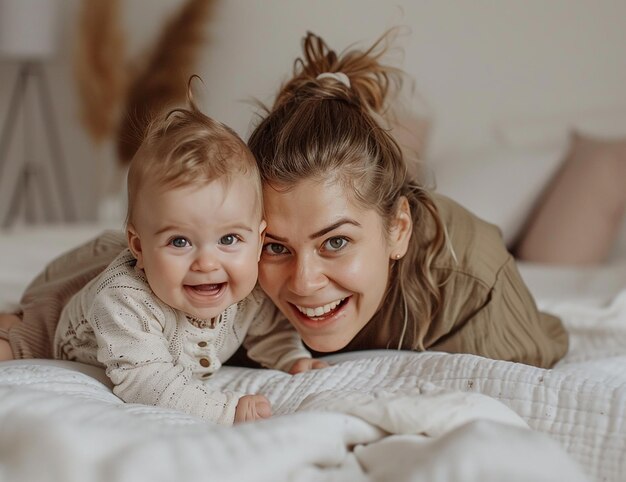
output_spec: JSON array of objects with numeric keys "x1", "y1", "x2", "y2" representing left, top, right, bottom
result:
[
  {"x1": 264, "y1": 232, "x2": 288, "y2": 242},
  {"x1": 265, "y1": 218, "x2": 361, "y2": 242},
  {"x1": 309, "y1": 218, "x2": 361, "y2": 240}
]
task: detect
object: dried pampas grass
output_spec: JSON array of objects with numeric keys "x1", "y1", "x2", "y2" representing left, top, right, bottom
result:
[
  {"x1": 116, "y1": 0, "x2": 215, "y2": 165},
  {"x1": 74, "y1": 0, "x2": 126, "y2": 145}
]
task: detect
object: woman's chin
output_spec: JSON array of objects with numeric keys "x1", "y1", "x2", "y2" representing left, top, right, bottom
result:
[{"x1": 300, "y1": 333, "x2": 350, "y2": 353}]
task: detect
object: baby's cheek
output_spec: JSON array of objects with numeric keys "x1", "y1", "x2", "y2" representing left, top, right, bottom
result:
[{"x1": 231, "y1": 257, "x2": 260, "y2": 296}]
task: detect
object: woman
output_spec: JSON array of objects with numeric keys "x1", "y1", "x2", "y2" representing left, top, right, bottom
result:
[
  {"x1": 247, "y1": 31, "x2": 567, "y2": 368},
  {"x1": 0, "y1": 31, "x2": 567, "y2": 368}
]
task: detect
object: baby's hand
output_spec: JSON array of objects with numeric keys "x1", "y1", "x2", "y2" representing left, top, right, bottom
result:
[
  {"x1": 288, "y1": 357, "x2": 330, "y2": 374},
  {"x1": 234, "y1": 394, "x2": 272, "y2": 424}
]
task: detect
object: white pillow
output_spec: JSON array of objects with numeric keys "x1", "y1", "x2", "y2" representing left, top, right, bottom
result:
[{"x1": 430, "y1": 143, "x2": 566, "y2": 247}]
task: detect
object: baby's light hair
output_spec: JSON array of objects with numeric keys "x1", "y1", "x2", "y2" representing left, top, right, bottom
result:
[{"x1": 126, "y1": 84, "x2": 261, "y2": 227}]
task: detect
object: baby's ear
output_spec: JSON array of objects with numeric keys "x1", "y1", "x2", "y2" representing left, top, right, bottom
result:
[
  {"x1": 258, "y1": 220, "x2": 267, "y2": 261},
  {"x1": 389, "y1": 196, "x2": 412, "y2": 260},
  {"x1": 126, "y1": 224, "x2": 144, "y2": 269}
]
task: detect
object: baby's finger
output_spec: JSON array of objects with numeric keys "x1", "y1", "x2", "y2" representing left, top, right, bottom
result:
[
  {"x1": 312, "y1": 360, "x2": 330, "y2": 369},
  {"x1": 256, "y1": 400, "x2": 272, "y2": 419}
]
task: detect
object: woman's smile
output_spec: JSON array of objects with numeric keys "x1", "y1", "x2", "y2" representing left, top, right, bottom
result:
[
  {"x1": 289, "y1": 295, "x2": 352, "y2": 331},
  {"x1": 293, "y1": 296, "x2": 348, "y2": 319}
]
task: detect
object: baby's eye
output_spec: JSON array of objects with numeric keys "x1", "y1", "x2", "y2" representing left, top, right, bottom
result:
[
  {"x1": 170, "y1": 237, "x2": 190, "y2": 248},
  {"x1": 263, "y1": 243, "x2": 289, "y2": 255},
  {"x1": 219, "y1": 234, "x2": 240, "y2": 246},
  {"x1": 323, "y1": 237, "x2": 348, "y2": 252}
]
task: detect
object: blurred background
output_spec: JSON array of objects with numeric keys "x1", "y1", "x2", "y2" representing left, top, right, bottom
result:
[{"x1": 1, "y1": 0, "x2": 626, "y2": 228}]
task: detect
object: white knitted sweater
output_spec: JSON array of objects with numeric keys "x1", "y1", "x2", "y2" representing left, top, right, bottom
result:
[{"x1": 54, "y1": 249, "x2": 310, "y2": 424}]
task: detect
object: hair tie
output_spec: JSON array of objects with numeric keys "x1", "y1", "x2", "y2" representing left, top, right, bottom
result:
[{"x1": 316, "y1": 72, "x2": 351, "y2": 88}]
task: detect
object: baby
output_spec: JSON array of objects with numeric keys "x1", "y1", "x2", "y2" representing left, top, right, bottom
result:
[{"x1": 33, "y1": 100, "x2": 320, "y2": 424}]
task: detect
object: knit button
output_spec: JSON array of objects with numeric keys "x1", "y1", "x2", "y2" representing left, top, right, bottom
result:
[
  {"x1": 199, "y1": 358, "x2": 210, "y2": 368},
  {"x1": 198, "y1": 341, "x2": 208, "y2": 347}
]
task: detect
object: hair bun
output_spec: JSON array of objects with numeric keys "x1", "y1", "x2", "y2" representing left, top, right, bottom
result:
[{"x1": 316, "y1": 72, "x2": 351, "y2": 88}]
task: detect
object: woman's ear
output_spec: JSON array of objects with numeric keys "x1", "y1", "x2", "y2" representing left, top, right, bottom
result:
[
  {"x1": 126, "y1": 224, "x2": 144, "y2": 269},
  {"x1": 389, "y1": 196, "x2": 412, "y2": 260}
]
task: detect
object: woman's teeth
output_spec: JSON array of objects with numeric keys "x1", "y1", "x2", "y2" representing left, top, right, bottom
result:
[{"x1": 295, "y1": 298, "x2": 345, "y2": 317}]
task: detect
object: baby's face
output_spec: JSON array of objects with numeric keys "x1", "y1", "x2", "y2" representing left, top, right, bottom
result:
[{"x1": 128, "y1": 176, "x2": 264, "y2": 321}]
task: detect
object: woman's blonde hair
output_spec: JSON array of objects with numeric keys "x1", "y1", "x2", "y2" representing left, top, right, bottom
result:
[
  {"x1": 126, "y1": 81, "x2": 261, "y2": 227},
  {"x1": 248, "y1": 31, "x2": 448, "y2": 351}
]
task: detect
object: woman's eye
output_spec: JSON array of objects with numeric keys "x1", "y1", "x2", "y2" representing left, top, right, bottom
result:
[
  {"x1": 219, "y1": 234, "x2": 239, "y2": 246},
  {"x1": 263, "y1": 243, "x2": 289, "y2": 255},
  {"x1": 323, "y1": 237, "x2": 348, "y2": 252},
  {"x1": 170, "y1": 237, "x2": 190, "y2": 248}
]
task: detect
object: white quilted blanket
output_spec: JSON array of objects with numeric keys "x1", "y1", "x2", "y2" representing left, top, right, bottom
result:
[{"x1": 0, "y1": 356, "x2": 589, "y2": 482}]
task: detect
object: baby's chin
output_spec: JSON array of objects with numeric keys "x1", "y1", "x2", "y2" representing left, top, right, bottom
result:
[
  {"x1": 165, "y1": 300, "x2": 226, "y2": 322},
  {"x1": 174, "y1": 291, "x2": 236, "y2": 321},
  {"x1": 183, "y1": 306, "x2": 226, "y2": 322}
]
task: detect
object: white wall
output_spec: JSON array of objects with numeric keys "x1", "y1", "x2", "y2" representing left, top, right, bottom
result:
[{"x1": 2, "y1": 0, "x2": 626, "y2": 222}]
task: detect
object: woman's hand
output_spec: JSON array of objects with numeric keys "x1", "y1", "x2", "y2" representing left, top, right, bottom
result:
[
  {"x1": 288, "y1": 357, "x2": 330, "y2": 374},
  {"x1": 234, "y1": 394, "x2": 272, "y2": 423}
]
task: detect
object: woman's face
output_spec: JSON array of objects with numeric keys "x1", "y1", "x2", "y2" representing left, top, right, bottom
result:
[{"x1": 259, "y1": 178, "x2": 405, "y2": 352}]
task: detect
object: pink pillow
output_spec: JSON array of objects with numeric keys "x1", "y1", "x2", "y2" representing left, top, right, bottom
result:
[{"x1": 513, "y1": 132, "x2": 626, "y2": 265}]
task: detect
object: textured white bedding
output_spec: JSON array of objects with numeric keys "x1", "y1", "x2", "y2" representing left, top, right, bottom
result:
[
  {"x1": 1, "y1": 224, "x2": 624, "y2": 482},
  {"x1": 0, "y1": 357, "x2": 589, "y2": 482}
]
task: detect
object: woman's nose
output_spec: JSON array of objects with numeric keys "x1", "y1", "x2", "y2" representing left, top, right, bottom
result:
[
  {"x1": 191, "y1": 249, "x2": 219, "y2": 272},
  {"x1": 288, "y1": 254, "x2": 327, "y2": 295}
]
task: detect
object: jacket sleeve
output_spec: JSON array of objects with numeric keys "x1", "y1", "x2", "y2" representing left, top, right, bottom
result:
[
  {"x1": 428, "y1": 256, "x2": 568, "y2": 368},
  {"x1": 427, "y1": 194, "x2": 568, "y2": 368},
  {"x1": 242, "y1": 291, "x2": 310, "y2": 372}
]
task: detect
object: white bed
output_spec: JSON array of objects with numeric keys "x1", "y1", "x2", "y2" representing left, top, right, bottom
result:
[{"x1": 1, "y1": 223, "x2": 625, "y2": 482}]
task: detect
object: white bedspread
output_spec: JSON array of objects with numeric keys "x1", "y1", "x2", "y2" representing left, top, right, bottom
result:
[
  {"x1": 0, "y1": 357, "x2": 588, "y2": 482},
  {"x1": 1, "y1": 225, "x2": 625, "y2": 482}
]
